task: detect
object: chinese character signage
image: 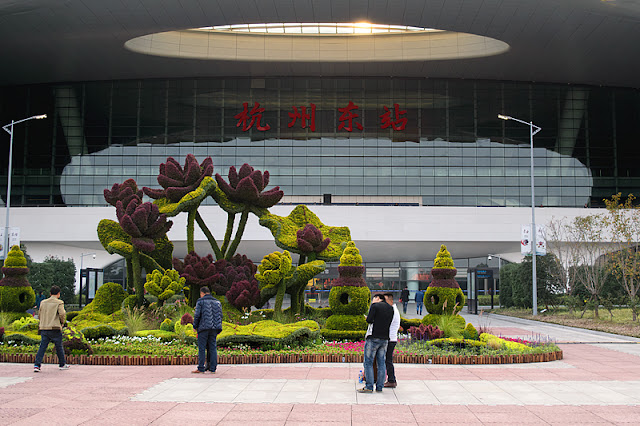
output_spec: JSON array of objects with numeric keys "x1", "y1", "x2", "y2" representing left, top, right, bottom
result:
[
  {"x1": 234, "y1": 101, "x2": 410, "y2": 132},
  {"x1": 521, "y1": 224, "x2": 546, "y2": 256}
]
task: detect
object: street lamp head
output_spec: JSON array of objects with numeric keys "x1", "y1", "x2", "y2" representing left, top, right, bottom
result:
[
  {"x1": 92, "y1": 254, "x2": 96, "y2": 259},
  {"x1": 34, "y1": 114, "x2": 47, "y2": 119},
  {"x1": 487, "y1": 255, "x2": 492, "y2": 260},
  {"x1": 497, "y1": 114, "x2": 510, "y2": 121}
]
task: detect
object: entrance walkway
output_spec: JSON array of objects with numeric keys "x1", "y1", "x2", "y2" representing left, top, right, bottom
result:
[{"x1": 1, "y1": 313, "x2": 640, "y2": 424}]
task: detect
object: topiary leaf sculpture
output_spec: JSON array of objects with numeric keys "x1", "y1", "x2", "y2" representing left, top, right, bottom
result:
[
  {"x1": 259, "y1": 205, "x2": 351, "y2": 261},
  {"x1": 0, "y1": 245, "x2": 36, "y2": 312},
  {"x1": 143, "y1": 155, "x2": 220, "y2": 256},
  {"x1": 215, "y1": 163, "x2": 284, "y2": 209},
  {"x1": 116, "y1": 198, "x2": 173, "y2": 253},
  {"x1": 296, "y1": 224, "x2": 330, "y2": 260},
  {"x1": 144, "y1": 269, "x2": 185, "y2": 306},
  {"x1": 255, "y1": 251, "x2": 295, "y2": 313},
  {"x1": 104, "y1": 178, "x2": 143, "y2": 207}
]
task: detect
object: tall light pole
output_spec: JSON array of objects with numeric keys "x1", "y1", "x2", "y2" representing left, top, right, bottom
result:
[
  {"x1": 2, "y1": 114, "x2": 47, "y2": 260},
  {"x1": 79, "y1": 252, "x2": 96, "y2": 307},
  {"x1": 498, "y1": 114, "x2": 542, "y2": 316}
]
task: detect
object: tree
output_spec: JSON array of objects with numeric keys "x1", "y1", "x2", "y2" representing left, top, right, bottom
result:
[
  {"x1": 565, "y1": 214, "x2": 612, "y2": 318},
  {"x1": 604, "y1": 193, "x2": 640, "y2": 321},
  {"x1": 29, "y1": 256, "x2": 76, "y2": 304}
]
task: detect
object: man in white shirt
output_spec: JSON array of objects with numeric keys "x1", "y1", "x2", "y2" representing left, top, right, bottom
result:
[{"x1": 383, "y1": 292, "x2": 400, "y2": 388}]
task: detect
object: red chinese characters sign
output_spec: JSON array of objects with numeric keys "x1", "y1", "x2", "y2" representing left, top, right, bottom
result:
[{"x1": 235, "y1": 101, "x2": 408, "y2": 132}]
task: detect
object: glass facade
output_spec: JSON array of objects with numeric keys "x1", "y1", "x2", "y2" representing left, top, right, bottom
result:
[{"x1": 1, "y1": 77, "x2": 639, "y2": 208}]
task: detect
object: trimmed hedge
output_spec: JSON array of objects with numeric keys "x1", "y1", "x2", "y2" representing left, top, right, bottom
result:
[
  {"x1": 92, "y1": 282, "x2": 128, "y2": 315},
  {"x1": 217, "y1": 320, "x2": 320, "y2": 347},
  {"x1": 422, "y1": 314, "x2": 466, "y2": 329},
  {"x1": 463, "y1": 323, "x2": 479, "y2": 340},
  {"x1": 400, "y1": 317, "x2": 421, "y2": 331},
  {"x1": 328, "y1": 286, "x2": 370, "y2": 315},
  {"x1": 134, "y1": 329, "x2": 177, "y2": 341},
  {"x1": 4, "y1": 332, "x2": 40, "y2": 345},
  {"x1": 320, "y1": 329, "x2": 366, "y2": 341},
  {"x1": 324, "y1": 314, "x2": 367, "y2": 331}
]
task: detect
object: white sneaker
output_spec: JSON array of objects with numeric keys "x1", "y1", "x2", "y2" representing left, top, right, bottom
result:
[
  {"x1": 33, "y1": 366, "x2": 40, "y2": 373},
  {"x1": 59, "y1": 365, "x2": 70, "y2": 370}
]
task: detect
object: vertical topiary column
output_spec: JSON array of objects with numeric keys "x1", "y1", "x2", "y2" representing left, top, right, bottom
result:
[
  {"x1": 0, "y1": 245, "x2": 36, "y2": 312},
  {"x1": 422, "y1": 245, "x2": 466, "y2": 328},
  {"x1": 324, "y1": 242, "x2": 371, "y2": 340}
]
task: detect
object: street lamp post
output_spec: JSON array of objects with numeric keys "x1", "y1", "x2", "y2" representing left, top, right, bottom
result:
[
  {"x1": 498, "y1": 114, "x2": 542, "y2": 316},
  {"x1": 2, "y1": 114, "x2": 47, "y2": 259},
  {"x1": 79, "y1": 252, "x2": 96, "y2": 307}
]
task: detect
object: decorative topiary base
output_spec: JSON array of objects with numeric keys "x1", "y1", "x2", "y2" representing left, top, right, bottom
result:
[
  {"x1": 328, "y1": 285, "x2": 371, "y2": 315},
  {"x1": 320, "y1": 329, "x2": 366, "y2": 341},
  {"x1": 0, "y1": 286, "x2": 35, "y2": 312},
  {"x1": 424, "y1": 286, "x2": 465, "y2": 315},
  {"x1": 422, "y1": 313, "x2": 466, "y2": 330}
]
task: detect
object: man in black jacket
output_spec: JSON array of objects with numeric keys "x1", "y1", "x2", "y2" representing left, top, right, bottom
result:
[
  {"x1": 192, "y1": 286, "x2": 223, "y2": 373},
  {"x1": 358, "y1": 294, "x2": 393, "y2": 393}
]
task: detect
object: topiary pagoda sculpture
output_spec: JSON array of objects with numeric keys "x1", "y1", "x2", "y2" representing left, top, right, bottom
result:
[
  {"x1": 0, "y1": 245, "x2": 36, "y2": 312},
  {"x1": 422, "y1": 245, "x2": 466, "y2": 332},
  {"x1": 323, "y1": 241, "x2": 371, "y2": 341}
]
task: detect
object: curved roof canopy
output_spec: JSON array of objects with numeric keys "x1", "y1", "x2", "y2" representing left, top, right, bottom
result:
[{"x1": 0, "y1": 0, "x2": 639, "y2": 87}]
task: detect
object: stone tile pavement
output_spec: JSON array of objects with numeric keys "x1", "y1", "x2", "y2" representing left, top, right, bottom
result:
[{"x1": 1, "y1": 313, "x2": 640, "y2": 424}]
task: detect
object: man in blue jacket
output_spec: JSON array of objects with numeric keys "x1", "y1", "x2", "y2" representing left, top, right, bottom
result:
[{"x1": 192, "y1": 286, "x2": 223, "y2": 373}]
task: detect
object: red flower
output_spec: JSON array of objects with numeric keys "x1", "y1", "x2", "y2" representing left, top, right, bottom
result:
[
  {"x1": 144, "y1": 154, "x2": 213, "y2": 203},
  {"x1": 215, "y1": 163, "x2": 283, "y2": 208}
]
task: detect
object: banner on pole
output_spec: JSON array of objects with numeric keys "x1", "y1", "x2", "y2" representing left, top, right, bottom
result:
[
  {"x1": 521, "y1": 224, "x2": 546, "y2": 256},
  {"x1": 0, "y1": 227, "x2": 21, "y2": 260}
]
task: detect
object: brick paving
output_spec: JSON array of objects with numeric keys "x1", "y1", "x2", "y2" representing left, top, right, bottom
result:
[{"x1": 1, "y1": 313, "x2": 640, "y2": 424}]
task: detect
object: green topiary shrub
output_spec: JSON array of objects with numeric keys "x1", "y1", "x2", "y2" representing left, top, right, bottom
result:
[
  {"x1": 11, "y1": 316, "x2": 39, "y2": 332},
  {"x1": 0, "y1": 245, "x2": 36, "y2": 313},
  {"x1": 400, "y1": 317, "x2": 421, "y2": 332},
  {"x1": 463, "y1": 323, "x2": 479, "y2": 340},
  {"x1": 122, "y1": 294, "x2": 137, "y2": 310},
  {"x1": 328, "y1": 286, "x2": 371, "y2": 315},
  {"x1": 424, "y1": 286, "x2": 465, "y2": 316},
  {"x1": 92, "y1": 282, "x2": 128, "y2": 314},
  {"x1": 66, "y1": 312, "x2": 80, "y2": 322},
  {"x1": 324, "y1": 314, "x2": 367, "y2": 331},
  {"x1": 174, "y1": 321, "x2": 197, "y2": 338},
  {"x1": 4, "y1": 332, "x2": 40, "y2": 345},
  {"x1": 320, "y1": 329, "x2": 366, "y2": 341},
  {"x1": 160, "y1": 318, "x2": 174, "y2": 332},
  {"x1": 144, "y1": 269, "x2": 185, "y2": 306},
  {"x1": 134, "y1": 329, "x2": 176, "y2": 341}
]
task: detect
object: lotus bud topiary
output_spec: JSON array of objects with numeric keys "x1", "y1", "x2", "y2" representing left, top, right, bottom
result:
[
  {"x1": 215, "y1": 163, "x2": 283, "y2": 208},
  {"x1": 104, "y1": 179, "x2": 143, "y2": 207},
  {"x1": 296, "y1": 224, "x2": 330, "y2": 257},
  {"x1": 255, "y1": 251, "x2": 294, "y2": 288},
  {"x1": 226, "y1": 279, "x2": 260, "y2": 311},
  {"x1": 144, "y1": 269, "x2": 185, "y2": 306},
  {"x1": 173, "y1": 252, "x2": 218, "y2": 306},
  {"x1": 116, "y1": 198, "x2": 173, "y2": 252},
  {"x1": 144, "y1": 154, "x2": 214, "y2": 203}
]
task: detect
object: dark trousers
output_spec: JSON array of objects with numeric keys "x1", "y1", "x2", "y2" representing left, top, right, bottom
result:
[
  {"x1": 386, "y1": 341, "x2": 397, "y2": 383},
  {"x1": 197, "y1": 329, "x2": 218, "y2": 372},
  {"x1": 34, "y1": 330, "x2": 66, "y2": 367}
]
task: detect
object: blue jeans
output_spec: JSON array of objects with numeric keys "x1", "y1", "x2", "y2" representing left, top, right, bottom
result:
[
  {"x1": 402, "y1": 301, "x2": 408, "y2": 314},
  {"x1": 35, "y1": 330, "x2": 66, "y2": 368},
  {"x1": 197, "y1": 329, "x2": 218, "y2": 372},
  {"x1": 363, "y1": 338, "x2": 387, "y2": 391},
  {"x1": 416, "y1": 301, "x2": 424, "y2": 315}
]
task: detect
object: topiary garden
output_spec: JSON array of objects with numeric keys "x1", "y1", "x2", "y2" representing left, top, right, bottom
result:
[{"x1": 0, "y1": 155, "x2": 562, "y2": 365}]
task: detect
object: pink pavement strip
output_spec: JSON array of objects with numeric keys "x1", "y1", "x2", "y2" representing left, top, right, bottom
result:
[{"x1": 1, "y1": 342, "x2": 640, "y2": 424}]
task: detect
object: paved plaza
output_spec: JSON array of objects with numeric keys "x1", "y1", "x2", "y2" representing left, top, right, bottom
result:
[{"x1": 1, "y1": 313, "x2": 640, "y2": 425}]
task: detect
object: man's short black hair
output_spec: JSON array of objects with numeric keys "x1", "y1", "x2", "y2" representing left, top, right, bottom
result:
[
  {"x1": 372, "y1": 293, "x2": 384, "y2": 301},
  {"x1": 383, "y1": 292, "x2": 393, "y2": 300},
  {"x1": 200, "y1": 286, "x2": 211, "y2": 295},
  {"x1": 50, "y1": 285, "x2": 61, "y2": 295}
]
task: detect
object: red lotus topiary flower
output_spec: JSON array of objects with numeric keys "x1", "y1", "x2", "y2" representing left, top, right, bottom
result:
[
  {"x1": 116, "y1": 199, "x2": 173, "y2": 252},
  {"x1": 226, "y1": 279, "x2": 260, "y2": 310},
  {"x1": 215, "y1": 163, "x2": 283, "y2": 208},
  {"x1": 173, "y1": 252, "x2": 219, "y2": 290},
  {"x1": 104, "y1": 179, "x2": 142, "y2": 207},
  {"x1": 144, "y1": 154, "x2": 214, "y2": 203},
  {"x1": 296, "y1": 224, "x2": 330, "y2": 255}
]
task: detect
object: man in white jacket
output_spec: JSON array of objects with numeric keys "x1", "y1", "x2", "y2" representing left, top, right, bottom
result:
[{"x1": 383, "y1": 292, "x2": 400, "y2": 388}]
